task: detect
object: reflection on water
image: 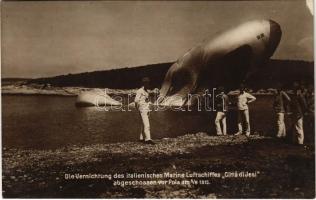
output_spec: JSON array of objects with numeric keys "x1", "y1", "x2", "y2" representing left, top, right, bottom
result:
[{"x1": 2, "y1": 95, "x2": 275, "y2": 150}]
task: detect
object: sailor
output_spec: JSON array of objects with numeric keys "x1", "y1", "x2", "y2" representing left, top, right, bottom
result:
[
  {"x1": 273, "y1": 83, "x2": 291, "y2": 139},
  {"x1": 305, "y1": 83, "x2": 314, "y2": 143},
  {"x1": 235, "y1": 84, "x2": 256, "y2": 136},
  {"x1": 134, "y1": 77, "x2": 155, "y2": 145},
  {"x1": 290, "y1": 81, "x2": 308, "y2": 145},
  {"x1": 305, "y1": 83, "x2": 314, "y2": 114},
  {"x1": 214, "y1": 86, "x2": 230, "y2": 135}
]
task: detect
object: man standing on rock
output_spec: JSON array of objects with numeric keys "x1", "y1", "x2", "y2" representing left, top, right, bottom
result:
[
  {"x1": 134, "y1": 77, "x2": 155, "y2": 145},
  {"x1": 235, "y1": 84, "x2": 256, "y2": 136}
]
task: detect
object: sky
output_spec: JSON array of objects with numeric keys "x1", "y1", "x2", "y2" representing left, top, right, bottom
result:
[{"x1": 1, "y1": 0, "x2": 314, "y2": 78}]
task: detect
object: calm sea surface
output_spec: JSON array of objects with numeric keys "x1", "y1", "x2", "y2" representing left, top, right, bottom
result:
[{"x1": 2, "y1": 95, "x2": 275, "y2": 150}]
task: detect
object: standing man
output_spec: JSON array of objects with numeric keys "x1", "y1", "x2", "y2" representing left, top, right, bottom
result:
[
  {"x1": 134, "y1": 77, "x2": 155, "y2": 145},
  {"x1": 290, "y1": 82, "x2": 308, "y2": 145},
  {"x1": 235, "y1": 84, "x2": 256, "y2": 136},
  {"x1": 214, "y1": 86, "x2": 230, "y2": 135},
  {"x1": 305, "y1": 83, "x2": 314, "y2": 114},
  {"x1": 273, "y1": 83, "x2": 291, "y2": 139},
  {"x1": 305, "y1": 83, "x2": 314, "y2": 144}
]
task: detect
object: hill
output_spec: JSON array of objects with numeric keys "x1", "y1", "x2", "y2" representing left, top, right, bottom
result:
[
  {"x1": 25, "y1": 59, "x2": 313, "y2": 89},
  {"x1": 27, "y1": 62, "x2": 172, "y2": 89}
]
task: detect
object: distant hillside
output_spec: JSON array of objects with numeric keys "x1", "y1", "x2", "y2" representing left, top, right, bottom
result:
[
  {"x1": 27, "y1": 59, "x2": 313, "y2": 89},
  {"x1": 2, "y1": 78, "x2": 32, "y2": 86},
  {"x1": 247, "y1": 59, "x2": 314, "y2": 89},
  {"x1": 28, "y1": 62, "x2": 172, "y2": 89}
]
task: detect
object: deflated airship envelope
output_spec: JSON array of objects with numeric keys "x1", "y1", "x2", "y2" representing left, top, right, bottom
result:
[{"x1": 158, "y1": 19, "x2": 282, "y2": 106}]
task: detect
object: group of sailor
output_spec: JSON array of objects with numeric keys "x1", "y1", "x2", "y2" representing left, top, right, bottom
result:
[{"x1": 134, "y1": 77, "x2": 314, "y2": 146}]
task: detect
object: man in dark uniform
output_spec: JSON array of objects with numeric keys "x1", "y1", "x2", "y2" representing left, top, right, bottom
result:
[
  {"x1": 290, "y1": 82, "x2": 308, "y2": 145},
  {"x1": 304, "y1": 83, "x2": 314, "y2": 144},
  {"x1": 214, "y1": 86, "x2": 230, "y2": 135},
  {"x1": 273, "y1": 83, "x2": 291, "y2": 138}
]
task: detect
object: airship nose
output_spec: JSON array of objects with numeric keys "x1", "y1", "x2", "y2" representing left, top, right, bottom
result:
[{"x1": 267, "y1": 20, "x2": 282, "y2": 57}]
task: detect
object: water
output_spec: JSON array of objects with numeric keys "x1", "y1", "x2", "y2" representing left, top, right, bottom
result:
[{"x1": 2, "y1": 95, "x2": 276, "y2": 150}]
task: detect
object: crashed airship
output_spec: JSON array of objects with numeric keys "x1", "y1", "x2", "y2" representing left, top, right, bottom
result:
[{"x1": 159, "y1": 19, "x2": 282, "y2": 106}]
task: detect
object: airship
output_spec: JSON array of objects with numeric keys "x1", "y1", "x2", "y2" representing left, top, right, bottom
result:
[{"x1": 159, "y1": 19, "x2": 282, "y2": 106}]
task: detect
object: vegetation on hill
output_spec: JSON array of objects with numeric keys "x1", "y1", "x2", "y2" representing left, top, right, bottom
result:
[{"x1": 12, "y1": 59, "x2": 314, "y2": 90}]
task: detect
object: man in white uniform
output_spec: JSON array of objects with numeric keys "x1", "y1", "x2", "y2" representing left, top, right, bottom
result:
[
  {"x1": 134, "y1": 77, "x2": 155, "y2": 145},
  {"x1": 235, "y1": 84, "x2": 256, "y2": 136}
]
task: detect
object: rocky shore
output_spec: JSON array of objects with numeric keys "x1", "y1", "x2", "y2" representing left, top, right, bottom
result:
[
  {"x1": 1, "y1": 84, "x2": 139, "y2": 96},
  {"x1": 2, "y1": 133, "x2": 315, "y2": 198},
  {"x1": 2, "y1": 84, "x2": 278, "y2": 97}
]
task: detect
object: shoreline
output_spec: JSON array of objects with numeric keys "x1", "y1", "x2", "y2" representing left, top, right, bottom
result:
[
  {"x1": 1, "y1": 84, "x2": 276, "y2": 97},
  {"x1": 1, "y1": 85, "x2": 138, "y2": 96}
]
